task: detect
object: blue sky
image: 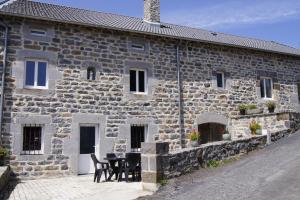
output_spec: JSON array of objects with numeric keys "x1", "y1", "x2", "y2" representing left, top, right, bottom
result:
[{"x1": 38, "y1": 0, "x2": 300, "y2": 49}]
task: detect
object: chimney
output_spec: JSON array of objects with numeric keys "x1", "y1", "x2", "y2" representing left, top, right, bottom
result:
[{"x1": 143, "y1": 0, "x2": 160, "y2": 25}]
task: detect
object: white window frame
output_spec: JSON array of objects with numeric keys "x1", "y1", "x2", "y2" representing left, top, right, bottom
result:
[
  {"x1": 129, "y1": 68, "x2": 147, "y2": 94},
  {"x1": 131, "y1": 43, "x2": 145, "y2": 51},
  {"x1": 130, "y1": 124, "x2": 148, "y2": 152},
  {"x1": 21, "y1": 125, "x2": 45, "y2": 155},
  {"x1": 216, "y1": 72, "x2": 225, "y2": 89},
  {"x1": 260, "y1": 77, "x2": 273, "y2": 99},
  {"x1": 30, "y1": 29, "x2": 47, "y2": 37},
  {"x1": 24, "y1": 60, "x2": 48, "y2": 89}
]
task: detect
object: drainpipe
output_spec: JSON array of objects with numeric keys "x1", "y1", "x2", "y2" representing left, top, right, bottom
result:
[
  {"x1": 176, "y1": 41, "x2": 184, "y2": 148},
  {"x1": 0, "y1": 20, "x2": 8, "y2": 146}
]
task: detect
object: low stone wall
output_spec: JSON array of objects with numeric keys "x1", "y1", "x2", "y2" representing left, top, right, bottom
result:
[
  {"x1": 141, "y1": 128, "x2": 300, "y2": 190},
  {"x1": 0, "y1": 166, "x2": 11, "y2": 192},
  {"x1": 162, "y1": 136, "x2": 267, "y2": 179},
  {"x1": 230, "y1": 112, "x2": 292, "y2": 140}
]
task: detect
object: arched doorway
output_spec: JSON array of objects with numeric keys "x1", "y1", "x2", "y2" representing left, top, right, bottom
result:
[
  {"x1": 198, "y1": 123, "x2": 226, "y2": 144},
  {"x1": 195, "y1": 112, "x2": 228, "y2": 144}
]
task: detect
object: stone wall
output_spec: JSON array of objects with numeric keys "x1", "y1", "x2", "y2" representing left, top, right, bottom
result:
[
  {"x1": 0, "y1": 15, "x2": 300, "y2": 178},
  {"x1": 162, "y1": 136, "x2": 267, "y2": 179},
  {"x1": 158, "y1": 129, "x2": 298, "y2": 179},
  {"x1": 0, "y1": 166, "x2": 10, "y2": 192},
  {"x1": 230, "y1": 112, "x2": 291, "y2": 139}
]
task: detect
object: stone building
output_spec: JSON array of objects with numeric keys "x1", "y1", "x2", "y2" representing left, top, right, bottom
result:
[{"x1": 0, "y1": 0, "x2": 300, "y2": 178}]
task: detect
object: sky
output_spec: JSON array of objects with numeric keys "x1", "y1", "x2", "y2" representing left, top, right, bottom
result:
[{"x1": 38, "y1": 0, "x2": 300, "y2": 49}]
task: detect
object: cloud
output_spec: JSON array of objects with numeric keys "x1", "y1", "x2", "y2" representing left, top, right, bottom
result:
[{"x1": 162, "y1": 0, "x2": 300, "y2": 29}]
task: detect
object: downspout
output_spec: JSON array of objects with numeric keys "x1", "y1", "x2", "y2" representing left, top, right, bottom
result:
[
  {"x1": 0, "y1": 20, "x2": 8, "y2": 145},
  {"x1": 176, "y1": 41, "x2": 184, "y2": 148}
]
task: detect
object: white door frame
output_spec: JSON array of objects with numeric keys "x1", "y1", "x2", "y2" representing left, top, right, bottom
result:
[{"x1": 78, "y1": 124, "x2": 100, "y2": 175}]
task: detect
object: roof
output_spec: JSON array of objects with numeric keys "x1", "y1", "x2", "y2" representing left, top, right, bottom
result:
[{"x1": 1, "y1": 0, "x2": 300, "y2": 57}]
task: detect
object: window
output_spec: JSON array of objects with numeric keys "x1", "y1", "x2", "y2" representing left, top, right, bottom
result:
[
  {"x1": 131, "y1": 125, "x2": 147, "y2": 152},
  {"x1": 260, "y1": 78, "x2": 273, "y2": 99},
  {"x1": 22, "y1": 126, "x2": 43, "y2": 155},
  {"x1": 30, "y1": 29, "x2": 46, "y2": 37},
  {"x1": 216, "y1": 72, "x2": 225, "y2": 88},
  {"x1": 87, "y1": 67, "x2": 96, "y2": 80},
  {"x1": 131, "y1": 43, "x2": 145, "y2": 51},
  {"x1": 130, "y1": 69, "x2": 147, "y2": 93},
  {"x1": 25, "y1": 60, "x2": 47, "y2": 89}
]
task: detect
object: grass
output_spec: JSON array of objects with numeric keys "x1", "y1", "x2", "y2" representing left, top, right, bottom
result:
[
  {"x1": 206, "y1": 156, "x2": 240, "y2": 168},
  {"x1": 159, "y1": 179, "x2": 169, "y2": 186}
]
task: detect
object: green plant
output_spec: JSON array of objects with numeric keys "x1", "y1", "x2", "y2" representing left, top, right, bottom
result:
[
  {"x1": 188, "y1": 129, "x2": 200, "y2": 141},
  {"x1": 266, "y1": 101, "x2": 276, "y2": 109},
  {"x1": 239, "y1": 104, "x2": 247, "y2": 112},
  {"x1": 249, "y1": 120, "x2": 262, "y2": 135},
  {"x1": 207, "y1": 160, "x2": 220, "y2": 168},
  {"x1": 0, "y1": 147, "x2": 8, "y2": 157},
  {"x1": 247, "y1": 104, "x2": 257, "y2": 110},
  {"x1": 159, "y1": 179, "x2": 168, "y2": 186}
]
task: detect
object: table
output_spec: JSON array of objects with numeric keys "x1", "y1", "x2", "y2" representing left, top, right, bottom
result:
[{"x1": 104, "y1": 157, "x2": 126, "y2": 181}]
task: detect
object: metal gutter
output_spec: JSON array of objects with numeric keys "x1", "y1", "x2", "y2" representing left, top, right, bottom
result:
[
  {"x1": 176, "y1": 42, "x2": 184, "y2": 148},
  {"x1": 0, "y1": 20, "x2": 8, "y2": 145}
]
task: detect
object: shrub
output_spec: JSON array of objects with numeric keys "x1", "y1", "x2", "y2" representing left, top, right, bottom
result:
[
  {"x1": 239, "y1": 104, "x2": 247, "y2": 112},
  {"x1": 266, "y1": 101, "x2": 276, "y2": 109},
  {"x1": 188, "y1": 129, "x2": 200, "y2": 141},
  {"x1": 0, "y1": 147, "x2": 8, "y2": 158},
  {"x1": 247, "y1": 104, "x2": 257, "y2": 110},
  {"x1": 249, "y1": 120, "x2": 262, "y2": 134}
]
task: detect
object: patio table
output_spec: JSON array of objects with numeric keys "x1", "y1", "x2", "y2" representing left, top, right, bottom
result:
[{"x1": 104, "y1": 157, "x2": 125, "y2": 181}]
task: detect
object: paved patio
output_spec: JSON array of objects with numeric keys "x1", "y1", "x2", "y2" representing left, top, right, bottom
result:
[{"x1": 0, "y1": 175, "x2": 152, "y2": 200}]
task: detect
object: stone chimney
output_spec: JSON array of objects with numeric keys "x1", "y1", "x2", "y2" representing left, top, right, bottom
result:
[{"x1": 144, "y1": 0, "x2": 160, "y2": 25}]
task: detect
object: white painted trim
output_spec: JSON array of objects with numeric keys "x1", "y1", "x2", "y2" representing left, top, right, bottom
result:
[
  {"x1": 24, "y1": 60, "x2": 48, "y2": 89},
  {"x1": 129, "y1": 68, "x2": 148, "y2": 94},
  {"x1": 260, "y1": 77, "x2": 273, "y2": 99}
]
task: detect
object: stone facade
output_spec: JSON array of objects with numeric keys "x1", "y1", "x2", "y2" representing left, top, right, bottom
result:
[{"x1": 0, "y1": 15, "x2": 300, "y2": 178}]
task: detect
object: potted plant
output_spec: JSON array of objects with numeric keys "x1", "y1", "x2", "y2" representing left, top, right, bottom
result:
[
  {"x1": 0, "y1": 147, "x2": 8, "y2": 166},
  {"x1": 188, "y1": 129, "x2": 200, "y2": 147},
  {"x1": 222, "y1": 129, "x2": 231, "y2": 141},
  {"x1": 239, "y1": 104, "x2": 247, "y2": 115},
  {"x1": 249, "y1": 120, "x2": 262, "y2": 135},
  {"x1": 266, "y1": 101, "x2": 276, "y2": 113}
]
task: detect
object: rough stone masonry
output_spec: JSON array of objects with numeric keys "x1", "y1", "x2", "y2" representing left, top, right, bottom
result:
[{"x1": 0, "y1": 10, "x2": 300, "y2": 178}]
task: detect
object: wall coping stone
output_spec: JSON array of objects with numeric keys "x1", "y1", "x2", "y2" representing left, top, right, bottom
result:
[
  {"x1": 231, "y1": 112, "x2": 293, "y2": 120},
  {"x1": 0, "y1": 166, "x2": 11, "y2": 192},
  {"x1": 168, "y1": 135, "x2": 266, "y2": 155}
]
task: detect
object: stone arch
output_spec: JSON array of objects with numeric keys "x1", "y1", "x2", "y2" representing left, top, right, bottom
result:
[{"x1": 195, "y1": 112, "x2": 228, "y2": 126}]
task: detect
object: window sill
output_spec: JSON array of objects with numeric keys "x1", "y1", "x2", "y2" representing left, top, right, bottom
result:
[
  {"x1": 21, "y1": 152, "x2": 44, "y2": 155},
  {"x1": 129, "y1": 92, "x2": 148, "y2": 95},
  {"x1": 24, "y1": 86, "x2": 48, "y2": 90}
]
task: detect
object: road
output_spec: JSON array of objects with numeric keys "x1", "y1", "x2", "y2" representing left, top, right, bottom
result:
[{"x1": 139, "y1": 131, "x2": 300, "y2": 200}]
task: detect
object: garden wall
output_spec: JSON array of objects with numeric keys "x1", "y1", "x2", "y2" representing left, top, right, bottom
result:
[
  {"x1": 141, "y1": 126, "x2": 300, "y2": 191},
  {"x1": 230, "y1": 112, "x2": 299, "y2": 140}
]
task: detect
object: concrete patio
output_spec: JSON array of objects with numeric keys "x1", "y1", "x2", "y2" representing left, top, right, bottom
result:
[{"x1": 0, "y1": 175, "x2": 152, "y2": 200}]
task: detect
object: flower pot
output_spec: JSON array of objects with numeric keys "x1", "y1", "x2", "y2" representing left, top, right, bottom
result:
[
  {"x1": 256, "y1": 129, "x2": 262, "y2": 135},
  {"x1": 268, "y1": 108, "x2": 275, "y2": 113},
  {"x1": 240, "y1": 110, "x2": 246, "y2": 115},
  {"x1": 246, "y1": 108, "x2": 263, "y2": 115},
  {"x1": 190, "y1": 141, "x2": 199, "y2": 147},
  {"x1": 222, "y1": 133, "x2": 231, "y2": 141}
]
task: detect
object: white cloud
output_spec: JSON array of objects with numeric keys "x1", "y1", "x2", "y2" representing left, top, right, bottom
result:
[{"x1": 162, "y1": 0, "x2": 300, "y2": 29}]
